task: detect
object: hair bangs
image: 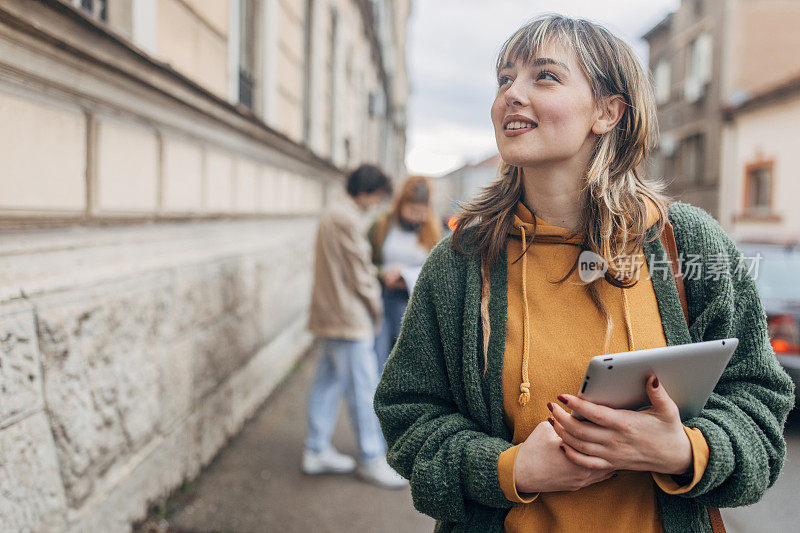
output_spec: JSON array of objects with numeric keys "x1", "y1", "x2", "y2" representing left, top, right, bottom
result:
[{"x1": 495, "y1": 16, "x2": 571, "y2": 74}]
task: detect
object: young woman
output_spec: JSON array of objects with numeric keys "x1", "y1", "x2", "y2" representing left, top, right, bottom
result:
[
  {"x1": 369, "y1": 176, "x2": 442, "y2": 371},
  {"x1": 374, "y1": 15, "x2": 794, "y2": 533}
]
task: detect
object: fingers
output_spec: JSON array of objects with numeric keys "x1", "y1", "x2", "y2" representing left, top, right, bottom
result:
[
  {"x1": 644, "y1": 375, "x2": 679, "y2": 419},
  {"x1": 556, "y1": 394, "x2": 622, "y2": 428},
  {"x1": 550, "y1": 414, "x2": 602, "y2": 457},
  {"x1": 549, "y1": 403, "x2": 610, "y2": 446},
  {"x1": 559, "y1": 442, "x2": 614, "y2": 470}
]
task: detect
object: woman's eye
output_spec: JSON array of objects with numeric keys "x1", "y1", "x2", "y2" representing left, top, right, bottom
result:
[
  {"x1": 537, "y1": 70, "x2": 559, "y2": 82},
  {"x1": 498, "y1": 75, "x2": 513, "y2": 87}
]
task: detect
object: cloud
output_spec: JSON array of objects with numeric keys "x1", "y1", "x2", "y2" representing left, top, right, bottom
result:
[{"x1": 406, "y1": 122, "x2": 497, "y2": 176}]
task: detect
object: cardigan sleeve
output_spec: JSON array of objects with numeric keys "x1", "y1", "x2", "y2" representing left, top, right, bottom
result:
[
  {"x1": 670, "y1": 208, "x2": 795, "y2": 507},
  {"x1": 373, "y1": 257, "x2": 515, "y2": 523}
]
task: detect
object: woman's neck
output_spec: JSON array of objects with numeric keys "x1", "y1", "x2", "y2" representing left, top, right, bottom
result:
[{"x1": 520, "y1": 166, "x2": 586, "y2": 233}]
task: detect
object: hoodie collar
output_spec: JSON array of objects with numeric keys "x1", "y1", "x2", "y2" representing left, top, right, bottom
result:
[{"x1": 508, "y1": 196, "x2": 661, "y2": 244}]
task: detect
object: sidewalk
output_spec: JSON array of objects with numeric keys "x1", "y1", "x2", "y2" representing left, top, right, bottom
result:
[{"x1": 162, "y1": 348, "x2": 436, "y2": 533}]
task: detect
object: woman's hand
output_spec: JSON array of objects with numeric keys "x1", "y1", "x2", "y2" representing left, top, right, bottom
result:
[
  {"x1": 514, "y1": 420, "x2": 616, "y2": 493},
  {"x1": 549, "y1": 375, "x2": 693, "y2": 475},
  {"x1": 381, "y1": 268, "x2": 407, "y2": 290}
]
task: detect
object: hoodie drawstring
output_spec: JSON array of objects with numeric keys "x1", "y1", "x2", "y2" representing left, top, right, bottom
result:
[
  {"x1": 518, "y1": 225, "x2": 531, "y2": 407},
  {"x1": 621, "y1": 286, "x2": 635, "y2": 352},
  {"x1": 516, "y1": 225, "x2": 637, "y2": 407}
]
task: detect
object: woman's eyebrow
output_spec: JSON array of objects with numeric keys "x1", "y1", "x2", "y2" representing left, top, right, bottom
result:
[
  {"x1": 531, "y1": 57, "x2": 570, "y2": 72},
  {"x1": 500, "y1": 58, "x2": 570, "y2": 72}
]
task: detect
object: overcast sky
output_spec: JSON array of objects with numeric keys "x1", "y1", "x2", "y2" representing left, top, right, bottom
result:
[{"x1": 404, "y1": 0, "x2": 680, "y2": 176}]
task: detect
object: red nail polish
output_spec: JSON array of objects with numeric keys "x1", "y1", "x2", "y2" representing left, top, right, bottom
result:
[
  {"x1": 547, "y1": 417, "x2": 555, "y2": 426},
  {"x1": 557, "y1": 395, "x2": 569, "y2": 404},
  {"x1": 653, "y1": 377, "x2": 659, "y2": 388},
  {"x1": 547, "y1": 402, "x2": 554, "y2": 412}
]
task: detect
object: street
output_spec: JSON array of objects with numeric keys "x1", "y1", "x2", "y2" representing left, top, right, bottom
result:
[
  {"x1": 163, "y1": 349, "x2": 435, "y2": 533},
  {"x1": 722, "y1": 407, "x2": 800, "y2": 533},
  {"x1": 158, "y1": 351, "x2": 799, "y2": 533}
]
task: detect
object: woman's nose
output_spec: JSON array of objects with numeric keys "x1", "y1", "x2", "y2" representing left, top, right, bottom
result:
[{"x1": 504, "y1": 80, "x2": 527, "y2": 107}]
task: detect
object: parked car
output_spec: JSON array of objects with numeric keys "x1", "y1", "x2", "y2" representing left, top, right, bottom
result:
[{"x1": 737, "y1": 242, "x2": 800, "y2": 400}]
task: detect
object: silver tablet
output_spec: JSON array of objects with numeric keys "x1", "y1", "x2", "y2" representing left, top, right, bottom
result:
[{"x1": 576, "y1": 338, "x2": 738, "y2": 420}]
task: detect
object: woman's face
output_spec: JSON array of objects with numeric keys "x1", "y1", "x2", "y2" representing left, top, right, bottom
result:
[
  {"x1": 399, "y1": 202, "x2": 429, "y2": 225},
  {"x1": 490, "y1": 42, "x2": 600, "y2": 169}
]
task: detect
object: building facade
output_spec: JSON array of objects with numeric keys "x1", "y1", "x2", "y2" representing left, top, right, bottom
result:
[
  {"x1": 643, "y1": 0, "x2": 800, "y2": 220},
  {"x1": 720, "y1": 75, "x2": 800, "y2": 244},
  {"x1": 643, "y1": 0, "x2": 727, "y2": 217},
  {"x1": 0, "y1": 0, "x2": 409, "y2": 530},
  {"x1": 432, "y1": 153, "x2": 500, "y2": 222}
]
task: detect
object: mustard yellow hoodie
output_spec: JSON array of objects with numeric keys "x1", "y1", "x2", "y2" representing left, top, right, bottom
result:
[{"x1": 496, "y1": 200, "x2": 709, "y2": 533}]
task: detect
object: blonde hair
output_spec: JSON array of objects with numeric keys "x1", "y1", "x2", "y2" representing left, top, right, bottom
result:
[{"x1": 451, "y1": 14, "x2": 670, "y2": 372}]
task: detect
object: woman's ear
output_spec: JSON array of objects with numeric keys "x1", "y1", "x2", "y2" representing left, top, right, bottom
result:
[{"x1": 592, "y1": 95, "x2": 626, "y2": 135}]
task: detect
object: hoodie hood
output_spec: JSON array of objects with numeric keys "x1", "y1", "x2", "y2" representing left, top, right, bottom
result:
[
  {"x1": 506, "y1": 196, "x2": 662, "y2": 407},
  {"x1": 508, "y1": 197, "x2": 661, "y2": 243}
]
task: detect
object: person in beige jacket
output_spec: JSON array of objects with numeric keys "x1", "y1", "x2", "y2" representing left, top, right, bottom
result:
[{"x1": 303, "y1": 164, "x2": 407, "y2": 489}]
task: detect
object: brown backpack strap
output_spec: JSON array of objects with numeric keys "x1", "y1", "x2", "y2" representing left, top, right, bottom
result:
[
  {"x1": 659, "y1": 218, "x2": 726, "y2": 533},
  {"x1": 707, "y1": 507, "x2": 727, "y2": 533},
  {"x1": 659, "y1": 218, "x2": 690, "y2": 325}
]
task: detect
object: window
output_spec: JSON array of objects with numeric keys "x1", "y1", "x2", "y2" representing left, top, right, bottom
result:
[
  {"x1": 654, "y1": 60, "x2": 671, "y2": 105},
  {"x1": 238, "y1": 0, "x2": 258, "y2": 109},
  {"x1": 66, "y1": 0, "x2": 108, "y2": 21},
  {"x1": 369, "y1": 91, "x2": 385, "y2": 118},
  {"x1": 328, "y1": 8, "x2": 338, "y2": 157},
  {"x1": 682, "y1": 134, "x2": 705, "y2": 183},
  {"x1": 664, "y1": 153, "x2": 676, "y2": 181},
  {"x1": 744, "y1": 161, "x2": 774, "y2": 215},
  {"x1": 303, "y1": 0, "x2": 315, "y2": 144},
  {"x1": 685, "y1": 33, "x2": 712, "y2": 102}
]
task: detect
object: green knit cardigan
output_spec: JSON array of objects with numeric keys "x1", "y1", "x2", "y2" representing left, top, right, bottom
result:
[{"x1": 374, "y1": 202, "x2": 795, "y2": 533}]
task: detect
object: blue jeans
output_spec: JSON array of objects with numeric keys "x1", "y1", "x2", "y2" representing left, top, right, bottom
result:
[
  {"x1": 374, "y1": 287, "x2": 409, "y2": 372},
  {"x1": 304, "y1": 337, "x2": 386, "y2": 463}
]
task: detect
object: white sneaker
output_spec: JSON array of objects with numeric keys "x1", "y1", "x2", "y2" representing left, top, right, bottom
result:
[
  {"x1": 355, "y1": 456, "x2": 409, "y2": 489},
  {"x1": 302, "y1": 447, "x2": 356, "y2": 475}
]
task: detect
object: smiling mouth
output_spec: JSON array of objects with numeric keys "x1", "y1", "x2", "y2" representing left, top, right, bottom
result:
[{"x1": 504, "y1": 121, "x2": 537, "y2": 131}]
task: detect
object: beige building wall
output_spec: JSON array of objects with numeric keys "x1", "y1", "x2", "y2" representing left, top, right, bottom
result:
[
  {"x1": 309, "y1": 0, "x2": 335, "y2": 159},
  {"x1": 205, "y1": 149, "x2": 236, "y2": 212},
  {"x1": 720, "y1": 94, "x2": 800, "y2": 243},
  {"x1": 162, "y1": 136, "x2": 205, "y2": 213},
  {"x1": 0, "y1": 91, "x2": 86, "y2": 213},
  {"x1": 95, "y1": 118, "x2": 160, "y2": 213},
  {"x1": 646, "y1": 0, "x2": 800, "y2": 222},
  {"x1": 728, "y1": 0, "x2": 800, "y2": 98},
  {"x1": 156, "y1": 0, "x2": 230, "y2": 99},
  {"x1": 274, "y1": 0, "x2": 306, "y2": 143},
  {"x1": 0, "y1": 0, "x2": 408, "y2": 527},
  {"x1": 49, "y1": 0, "x2": 408, "y2": 178},
  {"x1": 234, "y1": 158, "x2": 260, "y2": 213},
  {"x1": 643, "y1": 0, "x2": 726, "y2": 218},
  {"x1": 184, "y1": 0, "x2": 230, "y2": 36}
]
